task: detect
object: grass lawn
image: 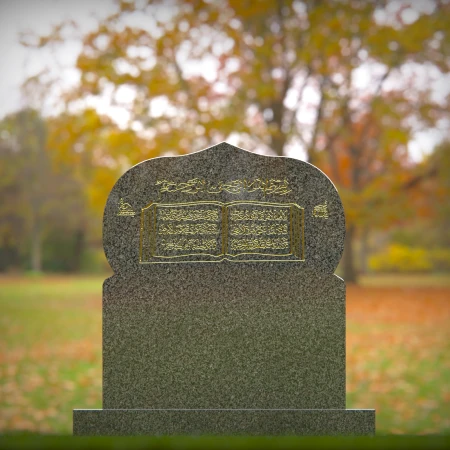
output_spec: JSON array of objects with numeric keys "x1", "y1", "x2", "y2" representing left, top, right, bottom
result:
[{"x1": 0, "y1": 273, "x2": 449, "y2": 435}]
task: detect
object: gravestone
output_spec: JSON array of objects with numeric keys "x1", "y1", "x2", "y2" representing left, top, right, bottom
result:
[{"x1": 73, "y1": 142, "x2": 375, "y2": 435}]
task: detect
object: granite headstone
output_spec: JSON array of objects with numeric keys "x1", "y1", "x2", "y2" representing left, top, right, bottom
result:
[{"x1": 73, "y1": 142, "x2": 375, "y2": 435}]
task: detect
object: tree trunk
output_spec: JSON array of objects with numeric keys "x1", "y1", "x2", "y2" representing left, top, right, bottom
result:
[
  {"x1": 30, "y1": 221, "x2": 42, "y2": 272},
  {"x1": 359, "y1": 227, "x2": 369, "y2": 275},
  {"x1": 270, "y1": 132, "x2": 286, "y2": 156},
  {"x1": 71, "y1": 228, "x2": 85, "y2": 273},
  {"x1": 343, "y1": 224, "x2": 358, "y2": 284},
  {"x1": 0, "y1": 237, "x2": 18, "y2": 272},
  {"x1": 269, "y1": 101, "x2": 287, "y2": 156}
]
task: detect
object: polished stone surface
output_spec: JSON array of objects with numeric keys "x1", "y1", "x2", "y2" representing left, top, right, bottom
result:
[
  {"x1": 103, "y1": 142, "x2": 345, "y2": 275},
  {"x1": 73, "y1": 142, "x2": 375, "y2": 436},
  {"x1": 101, "y1": 268, "x2": 345, "y2": 410},
  {"x1": 73, "y1": 409, "x2": 375, "y2": 436}
]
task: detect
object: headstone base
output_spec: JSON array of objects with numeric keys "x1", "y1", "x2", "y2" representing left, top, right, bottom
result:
[{"x1": 73, "y1": 409, "x2": 375, "y2": 436}]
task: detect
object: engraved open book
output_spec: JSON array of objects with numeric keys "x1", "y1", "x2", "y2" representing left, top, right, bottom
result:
[{"x1": 140, "y1": 201, "x2": 304, "y2": 263}]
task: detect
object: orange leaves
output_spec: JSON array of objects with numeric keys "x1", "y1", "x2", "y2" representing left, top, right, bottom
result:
[
  {"x1": 346, "y1": 285, "x2": 450, "y2": 434},
  {"x1": 347, "y1": 285, "x2": 450, "y2": 325}
]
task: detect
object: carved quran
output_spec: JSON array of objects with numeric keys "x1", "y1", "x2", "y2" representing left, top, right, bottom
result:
[{"x1": 140, "y1": 201, "x2": 304, "y2": 263}]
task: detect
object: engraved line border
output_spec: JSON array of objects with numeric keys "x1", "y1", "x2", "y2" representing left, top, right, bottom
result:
[
  {"x1": 140, "y1": 201, "x2": 304, "y2": 261},
  {"x1": 139, "y1": 200, "x2": 305, "y2": 263},
  {"x1": 148, "y1": 202, "x2": 295, "y2": 259}
]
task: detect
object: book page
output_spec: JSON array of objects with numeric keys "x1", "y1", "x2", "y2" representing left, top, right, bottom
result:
[
  {"x1": 225, "y1": 202, "x2": 303, "y2": 260},
  {"x1": 140, "y1": 202, "x2": 223, "y2": 261},
  {"x1": 140, "y1": 201, "x2": 304, "y2": 263}
]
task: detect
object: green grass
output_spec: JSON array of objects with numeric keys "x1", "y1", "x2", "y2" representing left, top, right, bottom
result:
[
  {"x1": 0, "y1": 276, "x2": 104, "y2": 433},
  {"x1": 0, "y1": 274, "x2": 449, "y2": 436},
  {"x1": 1, "y1": 435, "x2": 450, "y2": 449},
  {"x1": 0, "y1": 276, "x2": 103, "y2": 345}
]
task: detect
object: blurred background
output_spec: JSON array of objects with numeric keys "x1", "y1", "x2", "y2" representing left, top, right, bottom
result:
[{"x1": 0, "y1": 0, "x2": 449, "y2": 436}]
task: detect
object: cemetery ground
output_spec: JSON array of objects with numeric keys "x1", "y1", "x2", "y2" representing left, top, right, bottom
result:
[{"x1": 0, "y1": 274, "x2": 449, "y2": 439}]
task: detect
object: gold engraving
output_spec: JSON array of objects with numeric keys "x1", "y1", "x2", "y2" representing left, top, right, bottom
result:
[
  {"x1": 230, "y1": 237, "x2": 289, "y2": 251},
  {"x1": 229, "y1": 209, "x2": 287, "y2": 221},
  {"x1": 139, "y1": 200, "x2": 305, "y2": 263},
  {"x1": 312, "y1": 201, "x2": 328, "y2": 219},
  {"x1": 158, "y1": 208, "x2": 218, "y2": 222},
  {"x1": 160, "y1": 238, "x2": 217, "y2": 251},
  {"x1": 158, "y1": 223, "x2": 218, "y2": 235},
  {"x1": 156, "y1": 178, "x2": 291, "y2": 197},
  {"x1": 221, "y1": 205, "x2": 228, "y2": 255},
  {"x1": 229, "y1": 223, "x2": 288, "y2": 236},
  {"x1": 117, "y1": 198, "x2": 136, "y2": 216},
  {"x1": 139, "y1": 212, "x2": 144, "y2": 262}
]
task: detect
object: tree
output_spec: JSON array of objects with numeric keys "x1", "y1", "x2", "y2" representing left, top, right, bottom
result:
[
  {"x1": 0, "y1": 109, "x2": 89, "y2": 272},
  {"x1": 45, "y1": 108, "x2": 159, "y2": 214},
  {"x1": 22, "y1": 0, "x2": 450, "y2": 281},
  {"x1": 404, "y1": 140, "x2": 450, "y2": 248}
]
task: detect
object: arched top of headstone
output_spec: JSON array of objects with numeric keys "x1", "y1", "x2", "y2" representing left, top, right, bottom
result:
[{"x1": 103, "y1": 142, "x2": 345, "y2": 275}]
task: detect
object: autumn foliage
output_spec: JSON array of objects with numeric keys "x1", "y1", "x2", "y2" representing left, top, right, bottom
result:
[{"x1": 6, "y1": 0, "x2": 446, "y2": 281}]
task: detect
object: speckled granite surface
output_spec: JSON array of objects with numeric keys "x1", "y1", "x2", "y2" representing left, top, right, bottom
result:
[
  {"x1": 73, "y1": 142, "x2": 375, "y2": 435},
  {"x1": 101, "y1": 267, "x2": 345, "y2": 410},
  {"x1": 103, "y1": 142, "x2": 345, "y2": 274},
  {"x1": 73, "y1": 409, "x2": 375, "y2": 436}
]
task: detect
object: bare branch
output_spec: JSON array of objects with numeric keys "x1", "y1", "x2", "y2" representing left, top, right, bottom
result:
[
  {"x1": 357, "y1": 67, "x2": 393, "y2": 176},
  {"x1": 403, "y1": 165, "x2": 438, "y2": 190}
]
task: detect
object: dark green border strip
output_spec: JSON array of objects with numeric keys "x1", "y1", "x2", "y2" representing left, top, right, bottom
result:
[{"x1": 1, "y1": 435, "x2": 449, "y2": 450}]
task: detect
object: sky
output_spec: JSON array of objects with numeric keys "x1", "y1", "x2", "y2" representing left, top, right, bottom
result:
[{"x1": 0, "y1": 0, "x2": 448, "y2": 162}]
